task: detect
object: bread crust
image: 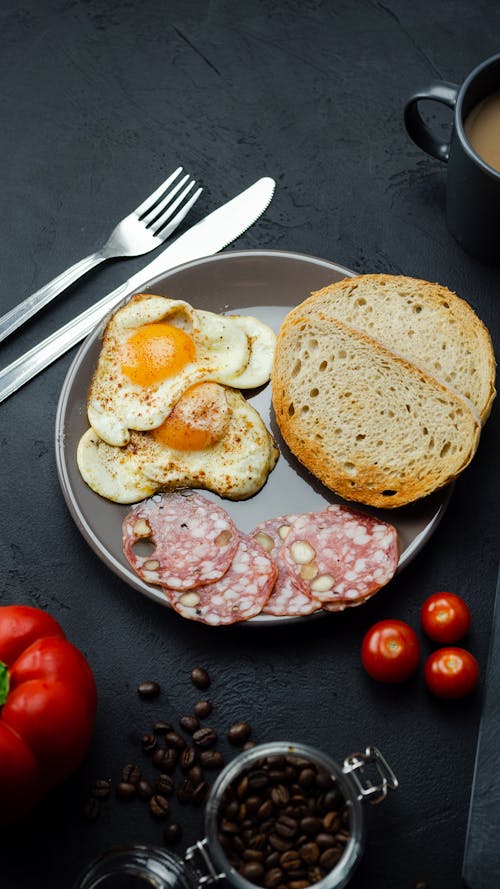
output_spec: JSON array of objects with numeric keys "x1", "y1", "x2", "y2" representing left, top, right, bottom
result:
[{"x1": 272, "y1": 310, "x2": 481, "y2": 509}]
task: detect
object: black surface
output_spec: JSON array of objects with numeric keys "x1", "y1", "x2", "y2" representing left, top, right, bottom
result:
[
  {"x1": 0, "y1": 2, "x2": 499, "y2": 888},
  {"x1": 463, "y1": 562, "x2": 500, "y2": 889}
]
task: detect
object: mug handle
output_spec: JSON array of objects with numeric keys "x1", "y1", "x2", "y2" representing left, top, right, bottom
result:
[{"x1": 404, "y1": 82, "x2": 459, "y2": 162}]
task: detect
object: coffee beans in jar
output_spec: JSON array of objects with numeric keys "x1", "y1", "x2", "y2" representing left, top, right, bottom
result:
[{"x1": 215, "y1": 751, "x2": 350, "y2": 888}]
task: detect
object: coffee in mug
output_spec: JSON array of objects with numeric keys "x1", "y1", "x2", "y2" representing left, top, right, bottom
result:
[
  {"x1": 404, "y1": 53, "x2": 500, "y2": 264},
  {"x1": 464, "y1": 90, "x2": 500, "y2": 172}
]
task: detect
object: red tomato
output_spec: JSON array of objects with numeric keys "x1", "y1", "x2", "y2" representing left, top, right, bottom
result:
[
  {"x1": 421, "y1": 592, "x2": 471, "y2": 643},
  {"x1": 424, "y1": 647, "x2": 479, "y2": 699},
  {"x1": 361, "y1": 620, "x2": 420, "y2": 683}
]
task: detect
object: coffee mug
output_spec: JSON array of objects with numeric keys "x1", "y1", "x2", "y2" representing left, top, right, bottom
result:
[{"x1": 404, "y1": 52, "x2": 500, "y2": 264}]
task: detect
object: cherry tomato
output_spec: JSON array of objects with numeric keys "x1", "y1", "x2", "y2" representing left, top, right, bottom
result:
[
  {"x1": 420, "y1": 592, "x2": 471, "y2": 643},
  {"x1": 424, "y1": 647, "x2": 479, "y2": 699},
  {"x1": 361, "y1": 620, "x2": 420, "y2": 683}
]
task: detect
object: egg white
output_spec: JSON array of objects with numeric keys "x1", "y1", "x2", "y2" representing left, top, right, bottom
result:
[{"x1": 77, "y1": 387, "x2": 279, "y2": 503}]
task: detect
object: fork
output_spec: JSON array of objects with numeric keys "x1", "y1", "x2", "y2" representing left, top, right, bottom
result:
[{"x1": 0, "y1": 167, "x2": 202, "y2": 344}]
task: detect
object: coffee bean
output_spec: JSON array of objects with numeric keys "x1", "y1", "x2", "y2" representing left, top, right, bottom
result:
[
  {"x1": 150, "y1": 794, "x2": 169, "y2": 818},
  {"x1": 240, "y1": 862, "x2": 265, "y2": 882},
  {"x1": 242, "y1": 740, "x2": 255, "y2": 751},
  {"x1": 191, "y1": 667, "x2": 210, "y2": 689},
  {"x1": 248, "y1": 770, "x2": 268, "y2": 791},
  {"x1": 180, "y1": 746, "x2": 197, "y2": 771},
  {"x1": 194, "y1": 699, "x2": 212, "y2": 718},
  {"x1": 288, "y1": 881, "x2": 309, "y2": 889},
  {"x1": 316, "y1": 832, "x2": 336, "y2": 849},
  {"x1": 319, "y1": 847, "x2": 342, "y2": 870},
  {"x1": 164, "y1": 823, "x2": 183, "y2": 845},
  {"x1": 121, "y1": 763, "x2": 141, "y2": 785},
  {"x1": 180, "y1": 715, "x2": 200, "y2": 734},
  {"x1": 137, "y1": 779, "x2": 154, "y2": 801},
  {"x1": 299, "y1": 816, "x2": 323, "y2": 836},
  {"x1": 269, "y1": 833, "x2": 292, "y2": 853},
  {"x1": 243, "y1": 850, "x2": 265, "y2": 863},
  {"x1": 263, "y1": 867, "x2": 283, "y2": 888},
  {"x1": 137, "y1": 680, "x2": 160, "y2": 699},
  {"x1": 188, "y1": 765, "x2": 205, "y2": 784},
  {"x1": 271, "y1": 784, "x2": 290, "y2": 806},
  {"x1": 299, "y1": 841, "x2": 319, "y2": 864},
  {"x1": 116, "y1": 781, "x2": 136, "y2": 800},
  {"x1": 275, "y1": 815, "x2": 298, "y2": 838},
  {"x1": 153, "y1": 721, "x2": 173, "y2": 735},
  {"x1": 322, "y1": 811, "x2": 341, "y2": 832},
  {"x1": 91, "y1": 778, "x2": 111, "y2": 799},
  {"x1": 280, "y1": 850, "x2": 302, "y2": 871},
  {"x1": 141, "y1": 733, "x2": 157, "y2": 753},
  {"x1": 152, "y1": 748, "x2": 178, "y2": 772},
  {"x1": 413, "y1": 882, "x2": 429, "y2": 889},
  {"x1": 257, "y1": 799, "x2": 274, "y2": 820},
  {"x1": 193, "y1": 726, "x2": 218, "y2": 748},
  {"x1": 83, "y1": 796, "x2": 101, "y2": 821},
  {"x1": 192, "y1": 780, "x2": 209, "y2": 806},
  {"x1": 177, "y1": 778, "x2": 195, "y2": 804},
  {"x1": 155, "y1": 773, "x2": 175, "y2": 796},
  {"x1": 165, "y1": 731, "x2": 186, "y2": 750},
  {"x1": 298, "y1": 768, "x2": 316, "y2": 789},
  {"x1": 227, "y1": 721, "x2": 252, "y2": 745},
  {"x1": 199, "y1": 749, "x2": 224, "y2": 770}
]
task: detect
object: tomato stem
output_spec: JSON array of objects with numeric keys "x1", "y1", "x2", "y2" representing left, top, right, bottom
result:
[{"x1": 0, "y1": 660, "x2": 9, "y2": 707}]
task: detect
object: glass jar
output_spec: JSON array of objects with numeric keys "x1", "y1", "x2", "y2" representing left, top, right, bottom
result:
[{"x1": 73, "y1": 742, "x2": 397, "y2": 889}]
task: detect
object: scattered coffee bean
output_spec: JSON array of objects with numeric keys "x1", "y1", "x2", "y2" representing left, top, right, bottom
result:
[
  {"x1": 141, "y1": 733, "x2": 157, "y2": 753},
  {"x1": 191, "y1": 667, "x2": 210, "y2": 690},
  {"x1": 228, "y1": 721, "x2": 252, "y2": 746},
  {"x1": 116, "y1": 781, "x2": 136, "y2": 800},
  {"x1": 216, "y1": 754, "x2": 349, "y2": 888},
  {"x1": 188, "y1": 765, "x2": 205, "y2": 784},
  {"x1": 83, "y1": 796, "x2": 101, "y2": 821},
  {"x1": 152, "y1": 748, "x2": 178, "y2": 771},
  {"x1": 242, "y1": 740, "x2": 256, "y2": 751},
  {"x1": 165, "y1": 731, "x2": 186, "y2": 750},
  {"x1": 137, "y1": 779, "x2": 154, "y2": 801},
  {"x1": 90, "y1": 778, "x2": 111, "y2": 800},
  {"x1": 177, "y1": 778, "x2": 195, "y2": 803},
  {"x1": 137, "y1": 680, "x2": 160, "y2": 699},
  {"x1": 180, "y1": 746, "x2": 197, "y2": 771},
  {"x1": 164, "y1": 822, "x2": 183, "y2": 845},
  {"x1": 180, "y1": 714, "x2": 200, "y2": 734},
  {"x1": 155, "y1": 773, "x2": 175, "y2": 796},
  {"x1": 199, "y1": 749, "x2": 224, "y2": 770},
  {"x1": 192, "y1": 780, "x2": 209, "y2": 806},
  {"x1": 413, "y1": 883, "x2": 429, "y2": 889},
  {"x1": 193, "y1": 726, "x2": 218, "y2": 748},
  {"x1": 153, "y1": 720, "x2": 173, "y2": 735},
  {"x1": 150, "y1": 794, "x2": 169, "y2": 818},
  {"x1": 194, "y1": 699, "x2": 213, "y2": 718},
  {"x1": 121, "y1": 763, "x2": 141, "y2": 785}
]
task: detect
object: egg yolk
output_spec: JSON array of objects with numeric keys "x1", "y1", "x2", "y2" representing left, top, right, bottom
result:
[
  {"x1": 153, "y1": 383, "x2": 229, "y2": 451},
  {"x1": 122, "y1": 323, "x2": 196, "y2": 387}
]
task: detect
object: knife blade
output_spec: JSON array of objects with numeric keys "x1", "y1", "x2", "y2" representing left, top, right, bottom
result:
[
  {"x1": 0, "y1": 176, "x2": 275, "y2": 403},
  {"x1": 462, "y1": 560, "x2": 500, "y2": 889}
]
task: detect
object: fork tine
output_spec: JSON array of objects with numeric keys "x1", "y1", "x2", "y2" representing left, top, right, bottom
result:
[
  {"x1": 149, "y1": 179, "x2": 196, "y2": 232},
  {"x1": 154, "y1": 186, "x2": 203, "y2": 240},
  {"x1": 133, "y1": 166, "x2": 183, "y2": 216},
  {"x1": 141, "y1": 173, "x2": 190, "y2": 224}
]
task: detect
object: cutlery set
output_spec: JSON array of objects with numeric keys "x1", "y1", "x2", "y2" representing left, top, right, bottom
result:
[{"x1": 0, "y1": 170, "x2": 275, "y2": 403}]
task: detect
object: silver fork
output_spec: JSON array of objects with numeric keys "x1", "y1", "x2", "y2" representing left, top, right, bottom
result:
[{"x1": 0, "y1": 167, "x2": 202, "y2": 344}]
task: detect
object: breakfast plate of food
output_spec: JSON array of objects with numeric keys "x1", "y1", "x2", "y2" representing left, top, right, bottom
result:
[{"x1": 55, "y1": 249, "x2": 495, "y2": 625}]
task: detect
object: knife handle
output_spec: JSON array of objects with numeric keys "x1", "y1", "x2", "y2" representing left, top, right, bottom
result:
[{"x1": 0, "y1": 281, "x2": 131, "y2": 403}]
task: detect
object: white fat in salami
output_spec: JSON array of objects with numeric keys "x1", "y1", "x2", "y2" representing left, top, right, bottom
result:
[
  {"x1": 164, "y1": 533, "x2": 278, "y2": 625},
  {"x1": 282, "y1": 504, "x2": 399, "y2": 606},
  {"x1": 122, "y1": 492, "x2": 239, "y2": 590},
  {"x1": 251, "y1": 516, "x2": 322, "y2": 616}
]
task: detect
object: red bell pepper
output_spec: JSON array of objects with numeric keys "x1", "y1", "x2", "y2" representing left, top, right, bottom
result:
[{"x1": 0, "y1": 605, "x2": 97, "y2": 823}]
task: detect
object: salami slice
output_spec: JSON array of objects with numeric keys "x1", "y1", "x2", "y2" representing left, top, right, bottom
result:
[
  {"x1": 251, "y1": 516, "x2": 322, "y2": 616},
  {"x1": 282, "y1": 504, "x2": 399, "y2": 607},
  {"x1": 164, "y1": 533, "x2": 278, "y2": 625},
  {"x1": 122, "y1": 492, "x2": 239, "y2": 590}
]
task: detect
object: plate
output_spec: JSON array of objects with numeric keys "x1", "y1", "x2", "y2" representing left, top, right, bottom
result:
[{"x1": 55, "y1": 249, "x2": 451, "y2": 625}]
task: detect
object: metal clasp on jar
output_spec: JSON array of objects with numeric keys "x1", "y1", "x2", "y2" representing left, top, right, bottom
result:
[
  {"x1": 342, "y1": 746, "x2": 399, "y2": 805},
  {"x1": 185, "y1": 838, "x2": 225, "y2": 885}
]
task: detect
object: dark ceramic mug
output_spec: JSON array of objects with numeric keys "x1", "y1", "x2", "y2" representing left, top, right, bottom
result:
[{"x1": 404, "y1": 53, "x2": 500, "y2": 264}]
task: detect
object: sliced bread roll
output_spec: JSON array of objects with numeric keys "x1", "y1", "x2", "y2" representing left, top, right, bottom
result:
[
  {"x1": 272, "y1": 313, "x2": 481, "y2": 508},
  {"x1": 283, "y1": 274, "x2": 496, "y2": 424}
]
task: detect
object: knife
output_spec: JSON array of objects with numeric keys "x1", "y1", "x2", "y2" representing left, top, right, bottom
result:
[
  {"x1": 0, "y1": 176, "x2": 275, "y2": 403},
  {"x1": 462, "y1": 560, "x2": 500, "y2": 889}
]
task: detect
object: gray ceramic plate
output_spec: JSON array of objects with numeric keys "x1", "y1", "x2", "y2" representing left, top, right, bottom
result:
[{"x1": 55, "y1": 249, "x2": 451, "y2": 624}]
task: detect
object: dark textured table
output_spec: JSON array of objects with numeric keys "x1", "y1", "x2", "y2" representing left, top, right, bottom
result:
[{"x1": 1, "y1": 2, "x2": 499, "y2": 888}]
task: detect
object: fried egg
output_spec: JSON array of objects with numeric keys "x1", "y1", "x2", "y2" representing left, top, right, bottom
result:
[
  {"x1": 77, "y1": 383, "x2": 279, "y2": 503},
  {"x1": 87, "y1": 294, "x2": 276, "y2": 447}
]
